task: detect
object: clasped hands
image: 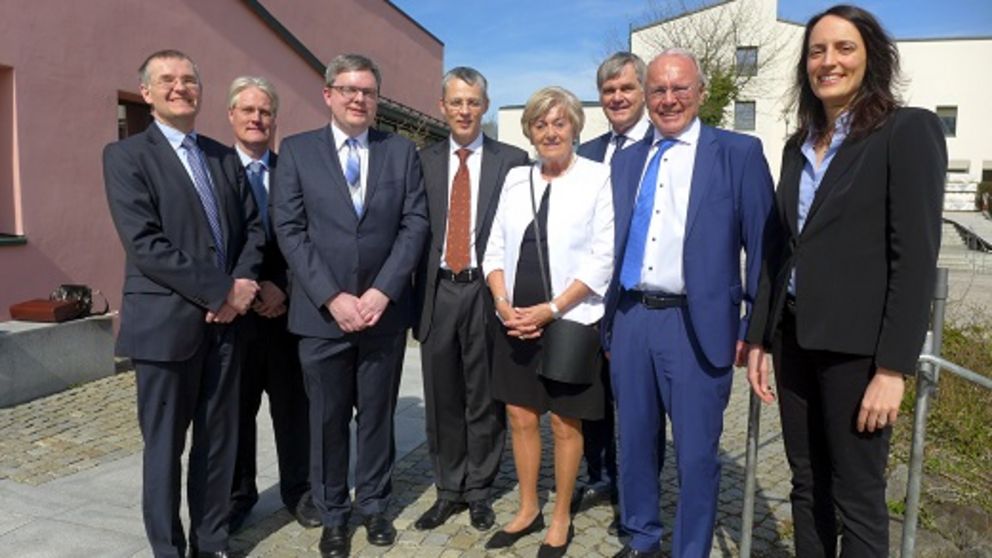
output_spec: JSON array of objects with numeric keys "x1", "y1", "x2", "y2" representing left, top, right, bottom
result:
[
  {"x1": 325, "y1": 288, "x2": 390, "y2": 333},
  {"x1": 497, "y1": 301, "x2": 554, "y2": 340},
  {"x1": 206, "y1": 278, "x2": 260, "y2": 323}
]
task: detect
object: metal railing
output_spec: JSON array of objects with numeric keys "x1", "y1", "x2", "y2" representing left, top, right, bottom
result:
[{"x1": 739, "y1": 268, "x2": 992, "y2": 557}]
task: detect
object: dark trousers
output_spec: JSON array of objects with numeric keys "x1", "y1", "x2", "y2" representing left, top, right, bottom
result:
[
  {"x1": 420, "y1": 278, "x2": 505, "y2": 503},
  {"x1": 134, "y1": 325, "x2": 239, "y2": 558},
  {"x1": 298, "y1": 332, "x2": 405, "y2": 526},
  {"x1": 611, "y1": 293, "x2": 732, "y2": 556},
  {"x1": 773, "y1": 309, "x2": 892, "y2": 558},
  {"x1": 231, "y1": 314, "x2": 309, "y2": 511},
  {"x1": 579, "y1": 361, "x2": 617, "y2": 492}
]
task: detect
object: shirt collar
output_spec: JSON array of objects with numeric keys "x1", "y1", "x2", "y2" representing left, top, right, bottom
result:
[
  {"x1": 651, "y1": 116, "x2": 700, "y2": 146},
  {"x1": 156, "y1": 120, "x2": 193, "y2": 150},
  {"x1": 330, "y1": 120, "x2": 369, "y2": 150},
  {"x1": 449, "y1": 132, "x2": 484, "y2": 155},
  {"x1": 235, "y1": 144, "x2": 270, "y2": 169},
  {"x1": 801, "y1": 112, "x2": 851, "y2": 159}
]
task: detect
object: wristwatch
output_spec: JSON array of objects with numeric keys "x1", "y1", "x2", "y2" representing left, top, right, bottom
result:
[{"x1": 548, "y1": 301, "x2": 561, "y2": 320}]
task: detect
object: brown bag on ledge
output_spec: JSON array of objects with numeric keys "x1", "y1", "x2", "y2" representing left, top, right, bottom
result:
[{"x1": 9, "y1": 299, "x2": 87, "y2": 322}]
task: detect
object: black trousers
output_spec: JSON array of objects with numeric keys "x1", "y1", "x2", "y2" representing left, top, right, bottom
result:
[
  {"x1": 231, "y1": 314, "x2": 309, "y2": 510},
  {"x1": 773, "y1": 310, "x2": 892, "y2": 558},
  {"x1": 420, "y1": 277, "x2": 505, "y2": 503},
  {"x1": 134, "y1": 325, "x2": 239, "y2": 558},
  {"x1": 579, "y1": 360, "x2": 618, "y2": 492},
  {"x1": 298, "y1": 332, "x2": 405, "y2": 526}
]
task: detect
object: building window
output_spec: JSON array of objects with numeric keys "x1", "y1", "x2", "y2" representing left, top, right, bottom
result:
[
  {"x1": 0, "y1": 65, "x2": 17, "y2": 236},
  {"x1": 734, "y1": 101, "x2": 756, "y2": 131},
  {"x1": 736, "y1": 47, "x2": 758, "y2": 77},
  {"x1": 936, "y1": 106, "x2": 957, "y2": 137},
  {"x1": 118, "y1": 93, "x2": 152, "y2": 140}
]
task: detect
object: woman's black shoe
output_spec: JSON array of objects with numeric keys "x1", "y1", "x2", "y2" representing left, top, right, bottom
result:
[
  {"x1": 536, "y1": 523, "x2": 574, "y2": 558},
  {"x1": 484, "y1": 513, "x2": 545, "y2": 549}
]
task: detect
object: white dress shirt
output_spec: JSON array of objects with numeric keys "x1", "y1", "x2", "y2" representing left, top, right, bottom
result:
[
  {"x1": 439, "y1": 133, "x2": 485, "y2": 269},
  {"x1": 482, "y1": 156, "x2": 614, "y2": 325},
  {"x1": 155, "y1": 120, "x2": 206, "y2": 188},
  {"x1": 235, "y1": 145, "x2": 272, "y2": 191},
  {"x1": 630, "y1": 117, "x2": 700, "y2": 294},
  {"x1": 604, "y1": 116, "x2": 651, "y2": 164},
  {"x1": 330, "y1": 121, "x2": 369, "y2": 210}
]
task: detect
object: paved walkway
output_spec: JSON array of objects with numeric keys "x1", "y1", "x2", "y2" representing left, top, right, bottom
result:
[{"x1": 0, "y1": 345, "x2": 794, "y2": 557}]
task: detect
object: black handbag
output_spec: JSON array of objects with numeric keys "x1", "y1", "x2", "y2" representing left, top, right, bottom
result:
[
  {"x1": 527, "y1": 169, "x2": 601, "y2": 385},
  {"x1": 49, "y1": 284, "x2": 109, "y2": 317}
]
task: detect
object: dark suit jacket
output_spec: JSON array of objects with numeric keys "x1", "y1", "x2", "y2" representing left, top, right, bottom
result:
[
  {"x1": 603, "y1": 124, "x2": 775, "y2": 369},
  {"x1": 578, "y1": 126, "x2": 654, "y2": 163},
  {"x1": 746, "y1": 108, "x2": 947, "y2": 374},
  {"x1": 104, "y1": 123, "x2": 265, "y2": 362},
  {"x1": 270, "y1": 125, "x2": 428, "y2": 339},
  {"x1": 414, "y1": 135, "x2": 528, "y2": 342},
  {"x1": 253, "y1": 151, "x2": 289, "y2": 291}
]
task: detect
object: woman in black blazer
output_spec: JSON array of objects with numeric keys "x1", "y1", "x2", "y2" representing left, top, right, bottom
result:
[{"x1": 744, "y1": 5, "x2": 947, "y2": 556}]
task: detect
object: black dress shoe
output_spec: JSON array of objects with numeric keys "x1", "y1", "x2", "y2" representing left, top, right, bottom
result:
[
  {"x1": 468, "y1": 500, "x2": 496, "y2": 531},
  {"x1": 414, "y1": 499, "x2": 467, "y2": 530},
  {"x1": 537, "y1": 523, "x2": 574, "y2": 558},
  {"x1": 363, "y1": 513, "x2": 396, "y2": 546},
  {"x1": 291, "y1": 493, "x2": 322, "y2": 529},
  {"x1": 319, "y1": 525, "x2": 350, "y2": 558},
  {"x1": 613, "y1": 545, "x2": 662, "y2": 558},
  {"x1": 570, "y1": 484, "x2": 614, "y2": 514},
  {"x1": 485, "y1": 513, "x2": 545, "y2": 549}
]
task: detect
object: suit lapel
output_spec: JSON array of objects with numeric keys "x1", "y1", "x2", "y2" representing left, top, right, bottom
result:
[
  {"x1": 779, "y1": 146, "x2": 803, "y2": 238},
  {"x1": 685, "y1": 125, "x2": 717, "y2": 239},
  {"x1": 613, "y1": 138, "x2": 651, "y2": 257},
  {"x1": 146, "y1": 125, "x2": 213, "y2": 236},
  {"x1": 423, "y1": 141, "x2": 450, "y2": 248},
  {"x1": 200, "y1": 139, "x2": 233, "y2": 241},
  {"x1": 803, "y1": 136, "x2": 866, "y2": 231},
  {"x1": 363, "y1": 129, "x2": 388, "y2": 222},
  {"x1": 477, "y1": 136, "x2": 503, "y2": 244},
  {"x1": 315, "y1": 125, "x2": 357, "y2": 219}
]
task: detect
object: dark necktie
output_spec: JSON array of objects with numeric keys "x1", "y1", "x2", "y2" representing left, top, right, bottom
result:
[
  {"x1": 181, "y1": 135, "x2": 226, "y2": 268},
  {"x1": 445, "y1": 148, "x2": 472, "y2": 273},
  {"x1": 607, "y1": 134, "x2": 627, "y2": 164},
  {"x1": 619, "y1": 138, "x2": 678, "y2": 289},
  {"x1": 246, "y1": 161, "x2": 269, "y2": 237}
]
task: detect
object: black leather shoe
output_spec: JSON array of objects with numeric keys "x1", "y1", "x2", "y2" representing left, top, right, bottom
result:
[
  {"x1": 414, "y1": 499, "x2": 467, "y2": 530},
  {"x1": 468, "y1": 500, "x2": 496, "y2": 531},
  {"x1": 291, "y1": 493, "x2": 322, "y2": 529},
  {"x1": 485, "y1": 513, "x2": 545, "y2": 549},
  {"x1": 570, "y1": 484, "x2": 614, "y2": 513},
  {"x1": 537, "y1": 523, "x2": 574, "y2": 558},
  {"x1": 613, "y1": 545, "x2": 662, "y2": 558},
  {"x1": 363, "y1": 514, "x2": 396, "y2": 546},
  {"x1": 319, "y1": 525, "x2": 350, "y2": 558}
]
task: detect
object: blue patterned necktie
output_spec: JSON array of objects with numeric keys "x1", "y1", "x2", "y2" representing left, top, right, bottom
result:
[
  {"x1": 181, "y1": 135, "x2": 226, "y2": 268},
  {"x1": 246, "y1": 160, "x2": 269, "y2": 237},
  {"x1": 344, "y1": 137, "x2": 362, "y2": 215},
  {"x1": 619, "y1": 138, "x2": 678, "y2": 290}
]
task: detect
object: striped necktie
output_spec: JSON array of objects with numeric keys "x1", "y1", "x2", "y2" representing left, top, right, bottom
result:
[
  {"x1": 345, "y1": 137, "x2": 362, "y2": 215},
  {"x1": 181, "y1": 135, "x2": 226, "y2": 268}
]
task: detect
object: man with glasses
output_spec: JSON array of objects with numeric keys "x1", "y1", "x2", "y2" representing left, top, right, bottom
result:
[
  {"x1": 270, "y1": 53, "x2": 427, "y2": 558},
  {"x1": 413, "y1": 67, "x2": 527, "y2": 532},
  {"x1": 602, "y1": 49, "x2": 774, "y2": 558},
  {"x1": 104, "y1": 50, "x2": 264, "y2": 558}
]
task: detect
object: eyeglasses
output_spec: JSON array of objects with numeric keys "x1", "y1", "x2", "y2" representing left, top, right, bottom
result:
[
  {"x1": 647, "y1": 84, "x2": 695, "y2": 100},
  {"x1": 443, "y1": 98, "x2": 485, "y2": 110},
  {"x1": 328, "y1": 85, "x2": 379, "y2": 100},
  {"x1": 151, "y1": 75, "x2": 200, "y2": 90}
]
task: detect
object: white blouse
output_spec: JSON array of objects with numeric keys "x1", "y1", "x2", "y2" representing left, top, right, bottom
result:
[{"x1": 482, "y1": 156, "x2": 614, "y2": 325}]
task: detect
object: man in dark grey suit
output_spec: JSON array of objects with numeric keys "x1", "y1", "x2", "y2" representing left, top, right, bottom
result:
[
  {"x1": 104, "y1": 50, "x2": 265, "y2": 558},
  {"x1": 224, "y1": 76, "x2": 319, "y2": 533},
  {"x1": 270, "y1": 53, "x2": 428, "y2": 558},
  {"x1": 413, "y1": 67, "x2": 528, "y2": 532}
]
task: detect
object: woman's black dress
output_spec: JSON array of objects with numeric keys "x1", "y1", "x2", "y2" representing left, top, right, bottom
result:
[{"x1": 489, "y1": 185, "x2": 604, "y2": 420}]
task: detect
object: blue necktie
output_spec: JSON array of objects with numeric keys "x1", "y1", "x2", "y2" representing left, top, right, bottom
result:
[
  {"x1": 181, "y1": 135, "x2": 226, "y2": 268},
  {"x1": 619, "y1": 138, "x2": 677, "y2": 290},
  {"x1": 246, "y1": 161, "x2": 269, "y2": 237},
  {"x1": 344, "y1": 138, "x2": 362, "y2": 215}
]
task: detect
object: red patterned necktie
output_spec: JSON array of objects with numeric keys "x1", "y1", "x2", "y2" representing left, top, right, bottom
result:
[{"x1": 445, "y1": 148, "x2": 472, "y2": 273}]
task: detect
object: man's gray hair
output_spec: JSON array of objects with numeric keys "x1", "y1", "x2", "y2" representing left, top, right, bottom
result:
[
  {"x1": 596, "y1": 52, "x2": 646, "y2": 90},
  {"x1": 228, "y1": 76, "x2": 280, "y2": 116},
  {"x1": 441, "y1": 66, "x2": 488, "y2": 101},
  {"x1": 324, "y1": 53, "x2": 382, "y2": 89},
  {"x1": 653, "y1": 48, "x2": 708, "y2": 88},
  {"x1": 138, "y1": 49, "x2": 199, "y2": 86}
]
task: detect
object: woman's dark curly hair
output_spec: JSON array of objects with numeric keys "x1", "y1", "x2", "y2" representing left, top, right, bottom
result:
[{"x1": 791, "y1": 4, "x2": 901, "y2": 146}]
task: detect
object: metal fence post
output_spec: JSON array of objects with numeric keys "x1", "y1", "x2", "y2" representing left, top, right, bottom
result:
[
  {"x1": 740, "y1": 390, "x2": 761, "y2": 557},
  {"x1": 901, "y1": 267, "x2": 948, "y2": 557}
]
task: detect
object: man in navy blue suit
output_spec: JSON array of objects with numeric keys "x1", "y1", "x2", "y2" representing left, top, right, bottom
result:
[
  {"x1": 270, "y1": 54, "x2": 428, "y2": 558},
  {"x1": 573, "y1": 51, "x2": 651, "y2": 535},
  {"x1": 602, "y1": 49, "x2": 774, "y2": 558}
]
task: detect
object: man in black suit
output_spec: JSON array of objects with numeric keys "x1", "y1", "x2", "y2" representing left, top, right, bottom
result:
[
  {"x1": 413, "y1": 67, "x2": 528, "y2": 532},
  {"x1": 573, "y1": 52, "x2": 651, "y2": 533},
  {"x1": 103, "y1": 50, "x2": 265, "y2": 558},
  {"x1": 224, "y1": 76, "x2": 320, "y2": 533},
  {"x1": 270, "y1": 53, "x2": 428, "y2": 558}
]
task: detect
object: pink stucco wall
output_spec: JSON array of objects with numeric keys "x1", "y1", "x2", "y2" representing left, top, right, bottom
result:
[{"x1": 0, "y1": 0, "x2": 442, "y2": 320}]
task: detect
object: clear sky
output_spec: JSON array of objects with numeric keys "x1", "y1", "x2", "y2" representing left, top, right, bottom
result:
[{"x1": 391, "y1": 0, "x2": 992, "y2": 120}]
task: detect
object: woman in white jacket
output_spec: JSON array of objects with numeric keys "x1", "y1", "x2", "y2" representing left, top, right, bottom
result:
[{"x1": 482, "y1": 86, "x2": 614, "y2": 558}]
